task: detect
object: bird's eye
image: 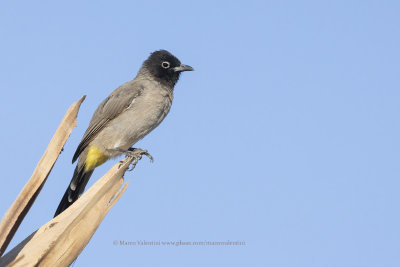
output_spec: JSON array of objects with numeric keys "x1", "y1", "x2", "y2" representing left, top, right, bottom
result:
[{"x1": 161, "y1": 61, "x2": 170, "y2": 69}]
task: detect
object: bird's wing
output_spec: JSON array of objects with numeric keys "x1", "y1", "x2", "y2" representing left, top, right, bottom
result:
[{"x1": 72, "y1": 81, "x2": 144, "y2": 163}]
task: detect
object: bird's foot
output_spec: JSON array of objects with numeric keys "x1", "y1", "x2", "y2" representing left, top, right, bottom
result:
[{"x1": 118, "y1": 148, "x2": 154, "y2": 171}]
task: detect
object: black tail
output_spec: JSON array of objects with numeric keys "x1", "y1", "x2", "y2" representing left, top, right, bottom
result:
[{"x1": 54, "y1": 164, "x2": 94, "y2": 217}]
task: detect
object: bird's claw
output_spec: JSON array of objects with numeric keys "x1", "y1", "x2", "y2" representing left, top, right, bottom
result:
[
  {"x1": 116, "y1": 147, "x2": 154, "y2": 170},
  {"x1": 124, "y1": 148, "x2": 154, "y2": 171}
]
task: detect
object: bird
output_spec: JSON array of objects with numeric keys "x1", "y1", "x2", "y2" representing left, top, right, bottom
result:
[{"x1": 54, "y1": 50, "x2": 193, "y2": 217}]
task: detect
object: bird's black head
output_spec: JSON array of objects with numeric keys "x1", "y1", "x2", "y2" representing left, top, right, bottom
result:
[{"x1": 142, "y1": 50, "x2": 194, "y2": 87}]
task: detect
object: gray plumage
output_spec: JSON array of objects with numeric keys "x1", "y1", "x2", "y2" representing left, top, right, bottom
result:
[{"x1": 54, "y1": 50, "x2": 193, "y2": 216}]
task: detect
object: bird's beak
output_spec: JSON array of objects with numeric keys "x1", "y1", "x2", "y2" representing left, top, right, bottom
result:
[{"x1": 173, "y1": 64, "x2": 194, "y2": 72}]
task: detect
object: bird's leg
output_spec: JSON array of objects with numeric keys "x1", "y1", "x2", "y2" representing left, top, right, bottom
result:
[{"x1": 115, "y1": 147, "x2": 154, "y2": 171}]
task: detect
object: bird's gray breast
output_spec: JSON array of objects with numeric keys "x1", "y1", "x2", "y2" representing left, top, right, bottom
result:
[{"x1": 96, "y1": 81, "x2": 173, "y2": 152}]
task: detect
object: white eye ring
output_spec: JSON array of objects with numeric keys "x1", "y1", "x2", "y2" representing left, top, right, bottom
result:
[{"x1": 161, "y1": 61, "x2": 170, "y2": 69}]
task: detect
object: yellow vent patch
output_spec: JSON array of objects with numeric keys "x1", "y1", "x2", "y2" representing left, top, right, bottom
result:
[{"x1": 85, "y1": 145, "x2": 109, "y2": 171}]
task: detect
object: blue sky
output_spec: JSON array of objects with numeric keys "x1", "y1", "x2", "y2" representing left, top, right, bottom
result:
[{"x1": 0, "y1": 0, "x2": 400, "y2": 266}]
